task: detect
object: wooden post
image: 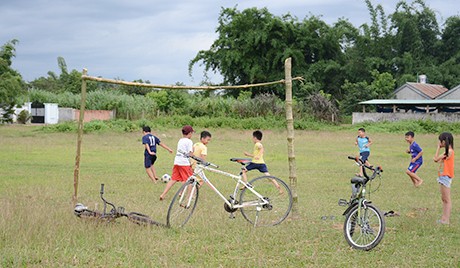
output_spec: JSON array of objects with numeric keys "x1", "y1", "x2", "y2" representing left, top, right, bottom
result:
[
  {"x1": 284, "y1": 58, "x2": 298, "y2": 212},
  {"x1": 73, "y1": 69, "x2": 88, "y2": 203}
]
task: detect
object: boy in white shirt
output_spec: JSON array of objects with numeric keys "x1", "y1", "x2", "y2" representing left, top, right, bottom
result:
[{"x1": 160, "y1": 125, "x2": 194, "y2": 201}]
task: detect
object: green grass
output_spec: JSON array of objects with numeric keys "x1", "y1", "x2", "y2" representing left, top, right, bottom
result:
[{"x1": 1, "y1": 125, "x2": 459, "y2": 267}]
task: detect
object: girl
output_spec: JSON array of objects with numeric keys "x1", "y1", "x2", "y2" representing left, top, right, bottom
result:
[{"x1": 433, "y1": 132, "x2": 454, "y2": 224}]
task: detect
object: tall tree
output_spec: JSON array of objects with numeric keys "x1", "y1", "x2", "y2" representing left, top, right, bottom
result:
[{"x1": 0, "y1": 39, "x2": 25, "y2": 123}]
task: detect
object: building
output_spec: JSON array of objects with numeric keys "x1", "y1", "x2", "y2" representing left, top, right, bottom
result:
[
  {"x1": 352, "y1": 76, "x2": 460, "y2": 124},
  {"x1": 393, "y1": 82, "x2": 448, "y2": 100},
  {"x1": 437, "y1": 84, "x2": 460, "y2": 100}
]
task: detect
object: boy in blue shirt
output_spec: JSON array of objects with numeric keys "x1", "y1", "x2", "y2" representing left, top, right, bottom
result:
[
  {"x1": 405, "y1": 131, "x2": 423, "y2": 187},
  {"x1": 355, "y1": 128, "x2": 372, "y2": 177},
  {"x1": 142, "y1": 126, "x2": 173, "y2": 184}
]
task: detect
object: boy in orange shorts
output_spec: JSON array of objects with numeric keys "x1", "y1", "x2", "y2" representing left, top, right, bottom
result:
[{"x1": 160, "y1": 125, "x2": 194, "y2": 201}]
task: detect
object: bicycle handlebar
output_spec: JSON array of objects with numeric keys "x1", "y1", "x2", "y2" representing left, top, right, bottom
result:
[
  {"x1": 347, "y1": 156, "x2": 383, "y2": 180},
  {"x1": 177, "y1": 150, "x2": 219, "y2": 168}
]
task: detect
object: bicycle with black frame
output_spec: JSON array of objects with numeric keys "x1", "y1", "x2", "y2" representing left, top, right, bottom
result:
[{"x1": 74, "y1": 184, "x2": 164, "y2": 227}]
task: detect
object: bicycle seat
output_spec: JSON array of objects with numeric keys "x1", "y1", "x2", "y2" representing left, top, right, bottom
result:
[
  {"x1": 351, "y1": 176, "x2": 365, "y2": 184},
  {"x1": 230, "y1": 158, "x2": 251, "y2": 164}
]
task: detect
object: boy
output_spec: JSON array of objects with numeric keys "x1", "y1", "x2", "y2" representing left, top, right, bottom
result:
[
  {"x1": 142, "y1": 126, "x2": 173, "y2": 184},
  {"x1": 192, "y1": 131, "x2": 212, "y2": 186},
  {"x1": 160, "y1": 125, "x2": 194, "y2": 200},
  {"x1": 242, "y1": 130, "x2": 282, "y2": 193},
  {"x1": 405, "y1": 131, "x2": 424, "y2": 187},
  {"x1": 355, "y1": 128, "x2": 372, "y2": 177}
]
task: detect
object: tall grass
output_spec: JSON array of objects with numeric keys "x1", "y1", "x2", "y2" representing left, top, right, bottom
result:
[
  {"x1": 1, "y1": 125, "x2": 459, "y2": 266},
  {"x1": 25, "y1": 89, "x2": 308, "y2": 122}
]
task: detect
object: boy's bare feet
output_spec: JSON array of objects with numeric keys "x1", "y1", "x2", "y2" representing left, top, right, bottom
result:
[
  {"x1": 159, "y1": 195, "x2": 165, "y2": 201},
  {"x1": 415, "y1": 179, "x2": 423, "y2": 187}
]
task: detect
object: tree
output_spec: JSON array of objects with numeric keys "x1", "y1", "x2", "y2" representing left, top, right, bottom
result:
[
  {"x1": 29, "y1": 57, "x2": 97, "y2": 93},
  {"x1": 0, "y1": 39, "x2": 25, "y2": 123}
]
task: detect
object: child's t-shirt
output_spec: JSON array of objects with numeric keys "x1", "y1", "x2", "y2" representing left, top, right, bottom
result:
[
  {"x1": 409, "y1": 141, "x2": 423, "y2": 164},
  {"x1": 174, "y1": 138, "x2": 193, "y2": 166},
  {"x1": 252, "y1": 142, "x2": 265, "y2": 164},
  {"x1": 440, "y1": 150, "x2": 455, "y2": 178},
  {"x1": 357, "y1": 136, "x2": 370, "y2": 153},
  {"x1": 191, "y1": 142, "x2": 207, "y2": 168},
  {"x1": 142, "y1": 134, "x2": 160, "y2": 155}
]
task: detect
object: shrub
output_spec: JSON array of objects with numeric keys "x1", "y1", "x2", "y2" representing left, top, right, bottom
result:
[{"x1": 17, "y1": 110, "x2": 31, "y2": 124}]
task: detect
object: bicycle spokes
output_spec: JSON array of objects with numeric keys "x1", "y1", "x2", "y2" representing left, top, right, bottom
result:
[{"x1": 239, "y1": 176, "x2": 292, "y2": 227}]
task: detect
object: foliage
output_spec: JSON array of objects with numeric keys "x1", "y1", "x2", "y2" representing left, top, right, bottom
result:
[
  {"x1": 306, "y1": 91, "x2": 339, "y2": 122},
  {"x1": 189, "y1": 1, "x2": 459, "y2": 115},
  {"x1": 145, "y1": 89, "x2": 189, "y2": 114},
  {"x1": 17, "y1": 110, "x2": 31, "y2": 124},
  {"x1": 0, "y1": 40, "x2": 26, "y2": 123},
  {"x1": 340, "y1": 70, "x2": 395, "y2": 114},
  {"x1": 28, "y1": 57, "x2": 98, "y2": 94}
]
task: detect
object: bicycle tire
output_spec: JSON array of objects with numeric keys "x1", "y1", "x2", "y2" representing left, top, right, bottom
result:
[
  {"x1": 166, "y1": 180, "x2": 199, "y2": 228},
  {"x1": 239, "y1": 175, "x2": 293, "y2": 227},
  {"x1": 343, "y1": 203, "x2": 385, "y2": 250},
  {"x1": 128, "y1": 212, "x2": 165, "y2": 227}
]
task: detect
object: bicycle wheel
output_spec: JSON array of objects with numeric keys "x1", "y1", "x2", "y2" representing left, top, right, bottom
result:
[
  {"x1": 128, "y1": 212, "x2": 165, "y2": 227},
  {"x1": 239, "y1": 176, "x2": 292, "y2": 227},
  {"x1": 343, "y1": 203, "x2": 385, "y2": 250},
  {"x1": 166, "y1": 180, "x2": 199, "y2": 228}
]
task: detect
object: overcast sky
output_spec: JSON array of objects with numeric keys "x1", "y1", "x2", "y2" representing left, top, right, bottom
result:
[{"x1": 1, "y1": 0, "x2": 458, "y2": 85}]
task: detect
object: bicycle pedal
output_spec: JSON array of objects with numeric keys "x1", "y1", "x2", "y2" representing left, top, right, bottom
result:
[
  {"x1": 338, "y1": 199, "x2": 348, "y2": 206},
  {"x1": 229, "y1": 212, "x2": 235, "y2": 219}
]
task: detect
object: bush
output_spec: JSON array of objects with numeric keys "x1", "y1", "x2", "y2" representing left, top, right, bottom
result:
[{"x1": 16, "y1": 110, "x2": 31, "y2": 124}]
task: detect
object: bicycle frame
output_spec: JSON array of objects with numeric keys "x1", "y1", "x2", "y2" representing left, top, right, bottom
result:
[{"x1": 186, "y1": 163, "x2": 270, "y2": 210}]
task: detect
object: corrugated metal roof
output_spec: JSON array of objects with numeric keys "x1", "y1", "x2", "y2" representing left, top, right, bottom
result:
[
  {"x1": 407, "y1": 83, "x2": 448, "y2": 99},
  {"x1": 360, "y1": 99, "x2": 460, "y2": 105}
]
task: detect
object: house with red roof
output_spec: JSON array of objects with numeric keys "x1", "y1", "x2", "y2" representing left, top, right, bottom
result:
[{"x1": 393, "y1": 82, "x2": 448, "y2": 100}]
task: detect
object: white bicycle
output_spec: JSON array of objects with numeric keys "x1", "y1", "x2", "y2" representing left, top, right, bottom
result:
[{"x1": 166, "y1": 152, "x2": 293, "y2": 228}]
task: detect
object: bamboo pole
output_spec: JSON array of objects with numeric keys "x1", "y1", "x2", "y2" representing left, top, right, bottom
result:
[
  {"x1": 81, "y1": 74, "x2": 303, "y2": 90},
  {"x1": 73, "y1": 69, "x2": 88, "y2": 203},
  {"x1": 284, "y1": 58, "x2": 298, "y2": 213}
]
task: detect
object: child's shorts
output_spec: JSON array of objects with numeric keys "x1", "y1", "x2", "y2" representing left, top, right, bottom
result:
[
  {"x1": 245, "y1": 163, "x2": 269, "y2": 173},
  {"x1": 359, "y1": 151, "x2": 370, "y2": 162},
  {"x1": 437, "y1": 175, "x2": 452, "y2": 188},
  {"x1": 407, "y1": 162, "x2": 422, "y2": 173},
  {"x1": 144, "y1": 154, "x2": 157, "y2": 168},
  {"x1": 172, "y1": 165, "x2": 193, "y2": 182}
]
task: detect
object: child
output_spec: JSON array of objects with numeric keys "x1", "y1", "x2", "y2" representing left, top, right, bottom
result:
[
  {"x1": 142, "y1": 126, "x2": 173, "y2": 184},
  {"x1": 355, "y1": 128, "x2": 372, "y2": 177},
  {"x1": 405, "y1": 131, "x2": 424, "y2": 187},
  {"x1": 192, "y1": 131, "x2": 212, "y2": 186},
  {"x1": 159, "y1": 125, "x2": 194, "y2": 201},
  {"x1": 433, "y1": 132, "x2": 455, "y2": 224},
  {"x1": 242, "y1": 130, "x2": 282, "y2": 193}
]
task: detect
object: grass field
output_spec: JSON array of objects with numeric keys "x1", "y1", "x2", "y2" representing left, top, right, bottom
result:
[{"x1": 1, "y1": 125, "x2": 459, "y2": 267}]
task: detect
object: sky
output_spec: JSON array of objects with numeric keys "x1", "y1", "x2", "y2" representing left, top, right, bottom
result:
[{"x1": 1, "y1": 0, "x2": 459, "y2": 86}]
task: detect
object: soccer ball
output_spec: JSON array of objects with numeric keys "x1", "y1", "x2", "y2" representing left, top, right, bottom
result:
[{"x1": 161, "y1": 174, "x2": 171, "y2": 183}]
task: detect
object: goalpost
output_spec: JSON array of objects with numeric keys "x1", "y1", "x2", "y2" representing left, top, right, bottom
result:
[{"x1": 74, "y1": 58, "x2": 301, "y2": 211}]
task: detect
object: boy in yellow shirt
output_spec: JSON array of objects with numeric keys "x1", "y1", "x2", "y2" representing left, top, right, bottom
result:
[
  {"x1": 242, "y1": 130, "x2": 282, "y2": 193},
  {"x1": 192, "y1": 131, "x2": 212, "y2": 186}
]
